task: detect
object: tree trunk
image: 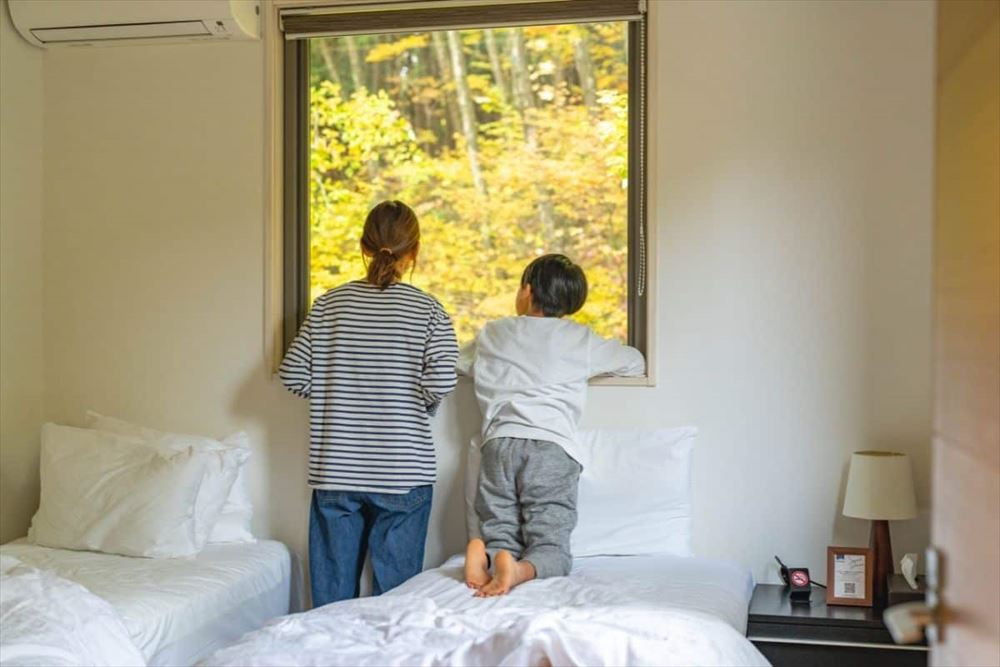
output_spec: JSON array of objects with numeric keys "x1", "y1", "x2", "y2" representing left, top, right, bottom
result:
[
  {"x1": 397, "y1": 53, "x2": 417, "y2": 135},
  {"x1": 483, "y1": 29, "x2": 508, "y2": 104},
  {"x1": 572, "y1": 28, "x2": 597, "y2": 109},
  {"x1": 372, "y1": 37, "x2": 387, "y2": 92},
  {"x1": 446, "y1": 30, "x2": 486, "y2": 197},
  {"x1": 412, "y1": 44, "x2": 433, "y2": 150},
  {"x1": 345, "y1": 36, "x2": 364, "y2": 91},
  {"x1": 431, "y1": 31, "x2": 462, "y2": 149},
  {"x1": 418, "y1": 100, "x2": 435, "y2": 151},
  {"x1": 509, "y1": 28, "x2": 535, "y2": 118},
  {"x1": 316, "y1": 40, "x2": 341, "y2": 86},
  {"x1": 553, "y1": 60, "x2": 565, "y2": 105},
  {"x1": 508, "y1": 28, "x2": 555, "y2": 232}
]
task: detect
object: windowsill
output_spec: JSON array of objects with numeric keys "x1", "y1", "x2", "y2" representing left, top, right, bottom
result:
[
  {"x1": 274, "y1": 372, "x2": 655, "y2": 387},
  {"x1": 589, "y1": 375, "x2": 653, "y2": 387}
]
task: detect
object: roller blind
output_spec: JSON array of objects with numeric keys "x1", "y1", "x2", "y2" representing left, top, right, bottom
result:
[{"x1": 281, "y1": 0, "x2": 645, "y2": 39}]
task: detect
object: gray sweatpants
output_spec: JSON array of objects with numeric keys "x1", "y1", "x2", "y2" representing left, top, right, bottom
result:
[{"x1": 474, "y1": 437, "x2": 582, "y2": 579}]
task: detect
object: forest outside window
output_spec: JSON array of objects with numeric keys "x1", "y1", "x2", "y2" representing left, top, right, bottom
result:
[{"x1": 282, "y1": 0, "x2": 648, "y2": 358}]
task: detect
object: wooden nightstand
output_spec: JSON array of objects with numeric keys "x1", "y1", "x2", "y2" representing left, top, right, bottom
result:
[{"x1": 747, "y1": 584, "x2": 929, "y2": 667}]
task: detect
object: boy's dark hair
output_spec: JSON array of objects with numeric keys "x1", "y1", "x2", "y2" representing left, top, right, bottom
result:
[{"x1": 520, "y1": 254, "x2": 588, "y2": 317}]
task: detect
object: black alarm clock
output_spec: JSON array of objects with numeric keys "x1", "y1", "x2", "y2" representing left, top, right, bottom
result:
[{"x1": 776, "y1": 556, "x2": 812, "y2": 603}]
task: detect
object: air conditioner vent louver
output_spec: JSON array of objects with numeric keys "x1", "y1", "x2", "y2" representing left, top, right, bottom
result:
[{"x1": 31, "y1": 21, "x2": 213, "y2": 44}]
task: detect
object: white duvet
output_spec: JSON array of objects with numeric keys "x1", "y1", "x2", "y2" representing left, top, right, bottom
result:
[
  {"x1": 0, "y1": 556, "x2": 144, "y2": 667},
  {"x1": 205, "y1": 555, "x2": 768, "y2": 667},
  {"x1": 1, "y1": 540, "x2": 292, "y2": 667}
]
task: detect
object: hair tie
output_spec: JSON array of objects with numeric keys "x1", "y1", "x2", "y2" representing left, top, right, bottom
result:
[{"x1": 378, "y1": 247, "x2": 394, "y2": 256}]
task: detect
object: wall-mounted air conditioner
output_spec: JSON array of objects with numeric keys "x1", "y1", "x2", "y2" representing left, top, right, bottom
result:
[{"x1": 8, "y1": 0, "x2": 259, "y2": 48}]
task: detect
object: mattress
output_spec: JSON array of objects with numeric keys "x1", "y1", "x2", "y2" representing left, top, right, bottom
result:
[
  {"x1": 1, "y1": 539, "x2": 292, "y2": 667},
  {"x1": 205, "y1": 553, "x2": 765, "y2": 666}
]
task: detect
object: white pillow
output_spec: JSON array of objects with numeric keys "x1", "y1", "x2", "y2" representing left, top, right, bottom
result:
[
  {"x1": 465, "y1": 427, "x2": 696, "y2": 558},
  {"x1": 85, "y1": 411, "x2": 255, "y2": 543},
  {"x1": 203, "y1": 433, "x2": 254, "y2": 543},
  {"x1": 571, "y1": 428, "x2": 696, "y2": 557},
  {"x1": 29, "y1": 423, "x2": 210, "y2": 558}
]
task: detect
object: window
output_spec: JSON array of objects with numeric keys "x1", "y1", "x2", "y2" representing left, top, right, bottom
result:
[{"x1": 282, "y1": 0, "x2": 647, "y2": 355}]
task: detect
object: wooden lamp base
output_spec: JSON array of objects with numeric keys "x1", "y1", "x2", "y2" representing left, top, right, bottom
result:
[{"x1": 870, "y1": 519, "x2": 893, "y2": 607}]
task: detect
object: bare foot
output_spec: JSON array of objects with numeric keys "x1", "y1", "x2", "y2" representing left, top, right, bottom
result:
[
  {"x1": 464, "y1": 539, "x2": 491, "y2": 589},
  {"x1": 475, "y1": 550, "x2": 536, "y2": 597}
]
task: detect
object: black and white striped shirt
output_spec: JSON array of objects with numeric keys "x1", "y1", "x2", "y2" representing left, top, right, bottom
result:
[{"x1": 279, "y1": 281, "x2": 459, "y2": 493}]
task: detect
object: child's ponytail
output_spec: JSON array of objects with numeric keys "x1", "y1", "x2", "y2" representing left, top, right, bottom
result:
[{"x1": 361, "y1": 200, "x2": 420, "y2": 289}]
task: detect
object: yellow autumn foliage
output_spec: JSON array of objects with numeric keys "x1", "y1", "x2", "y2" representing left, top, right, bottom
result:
[{"x1": 309, "y1": 24, "x2": 629, "y2": 344}]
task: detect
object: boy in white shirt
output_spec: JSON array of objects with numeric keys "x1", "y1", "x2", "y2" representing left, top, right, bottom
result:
[{"x1": 457, "y1": 254, "x2": 645, "y2": 596}]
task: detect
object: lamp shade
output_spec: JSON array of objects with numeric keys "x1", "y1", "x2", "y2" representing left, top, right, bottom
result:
[{"x1": 842, "y1": 451, "x2": 918, "y2": 520}]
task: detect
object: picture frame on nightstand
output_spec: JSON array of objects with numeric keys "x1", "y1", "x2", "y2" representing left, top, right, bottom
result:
[{"x1": 827, "y1": 546, "x2": 874, "y2": 607}]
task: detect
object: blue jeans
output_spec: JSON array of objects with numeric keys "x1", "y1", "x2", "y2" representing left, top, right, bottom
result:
[{"x1": 309, "y1": 485, "x2": 432, "y2": 607}]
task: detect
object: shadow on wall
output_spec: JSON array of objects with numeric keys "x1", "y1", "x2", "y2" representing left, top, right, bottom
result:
[
  {"x1": 229, "y1": 361, "x2": 311, "y2": 562},
  {"x1": 426, "y1": 380, "x2": 482, "y2": 564}
]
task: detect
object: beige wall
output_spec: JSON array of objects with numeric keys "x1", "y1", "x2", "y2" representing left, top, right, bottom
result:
[
  {"x1": 645, "y1": 0, "x2": 934, "y2": 576},
  {"x1": 0, "y1": 0, "x2": 45, "y2": 543},
  {"x1": 19, "y1": 0, "x2": 935, "y2": 586},
  {"x1": 40, "y1": 39, "x2": 293, "y2": 543}
]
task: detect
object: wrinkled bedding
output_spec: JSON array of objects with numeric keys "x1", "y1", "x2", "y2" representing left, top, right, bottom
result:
[
  {"x1": 1, "y1": 540, "x2": 292, "y2": 667},
  {"x1": 0, "y1": 555, "x2": 145, "y2": 667},
  {"x1": 205, "y1": 554, "x2": 768, "y2": 667}
]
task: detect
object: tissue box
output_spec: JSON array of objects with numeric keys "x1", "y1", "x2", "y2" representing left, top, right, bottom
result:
[{"x1": 887, "y1": 574, "x2": 926, "y2": 606}]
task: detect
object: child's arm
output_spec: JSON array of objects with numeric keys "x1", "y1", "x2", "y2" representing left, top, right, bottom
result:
[
  {"x1": 421, "y1": 305, "x2": 459, "y2": 415},
  {"x1": 278, "y1": 306, "x2": 316, "y2": 398},
  {"x1": 589, "y1": 332, "x2": 646, "y2": 378}
]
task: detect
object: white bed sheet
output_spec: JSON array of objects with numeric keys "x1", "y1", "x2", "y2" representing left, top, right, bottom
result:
[
  {"x1": 1, "y1": 554, "x2": 146, "y2": 667},
  {"x1": 205, "y1": 553, "x2": 766, "y2": 666},
  {"x1": 1, "y1": 540, "x2": 292, "y2": 667},
  {"x1": 418, "y1": 553, "x2": 756, "y2": 633}
]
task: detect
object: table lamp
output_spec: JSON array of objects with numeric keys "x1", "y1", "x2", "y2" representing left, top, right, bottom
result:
[{"x1": 842, "y1": 451, "x2": 917, "y2": 606}]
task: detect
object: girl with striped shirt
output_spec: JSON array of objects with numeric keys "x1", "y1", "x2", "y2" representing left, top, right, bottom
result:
[{"x1": 280, "y1": 200, "x2": 459, "y2": 606}]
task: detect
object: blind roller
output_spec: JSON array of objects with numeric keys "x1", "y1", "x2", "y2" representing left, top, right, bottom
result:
[{"x1": 281, "y1": 0, "x2": 645, "y2": 39}]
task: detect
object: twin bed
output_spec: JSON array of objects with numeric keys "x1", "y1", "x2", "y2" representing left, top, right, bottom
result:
[
  {"x1": 1, "y1": 539, "x2": 294, "y2": 666},
  {"x1": 207, "y1": 552, "x2": 766, "y2": 666}
]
